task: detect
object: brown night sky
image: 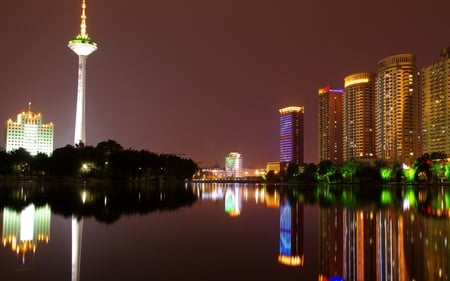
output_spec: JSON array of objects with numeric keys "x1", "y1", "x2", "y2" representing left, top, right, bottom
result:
[{"x1": 0, "y1": 0, "x2": 449, "y2": 168}]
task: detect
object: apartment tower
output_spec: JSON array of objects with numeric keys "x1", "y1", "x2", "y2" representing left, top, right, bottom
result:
[
  {"x1": 343, "y1": 73, "x2": 375, "y2": 161},
  {"x1": 421, "y1": 47, "x2": 450, "y2": 155},
  {"x1": 318, "y1": 86, "x2": 343, "y2": 165},
  {"x1": 375, "y1": 54, "x2": 418, "y2": 164}
]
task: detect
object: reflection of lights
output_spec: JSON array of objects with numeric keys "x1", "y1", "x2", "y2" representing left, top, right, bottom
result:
[
  {"x1": 403, "y1": 198, "x2": 410, "y2": 210},
  {"x1": 278, "y1": 254, "x2": 304, "y2": 266},
  {"x1": 225, "y1": 188, "x2": 241, "y2": 217},
  {"x1": 2, "y1": 204, "x2": 51, "y2": 261},
  {"x1": 81, "y1": 191, "x2": 87, "y2": 204}
]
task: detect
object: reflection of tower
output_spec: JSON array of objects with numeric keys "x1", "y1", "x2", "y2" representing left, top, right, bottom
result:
[
  {"x1": 278, "y1": 195, "x2": 304, "y2": 266},
  {"x1": 72, "y1": 218, "x2": 83, "y2": 281},
  {"x1": 68, "y1": 0, "x2": 97, "y2": 145},
  {"x1": 319, "y1": 206, "x2": 344, "y2": 279},
  {"x1": 225, "y1": 185, "x2": 242, "y2": 216},
  {"x1": 1, "y1": 204, "x2": 51, "y2": 265},
  {"x1": 343, "y1": 209, "x2": 377, "y2": 281}
]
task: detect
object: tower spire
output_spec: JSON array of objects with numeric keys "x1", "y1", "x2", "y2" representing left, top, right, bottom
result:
[{"x1": 80, "y1": 0, "x2": 88, "y2": 38}]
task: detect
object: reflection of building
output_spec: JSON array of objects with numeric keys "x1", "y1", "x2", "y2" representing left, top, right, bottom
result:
[
  {"x1": 318, "y1": 86, "x2": 344, "y2": 165},
  {"x1": 225, "y1": 152, "x2": 243, "y2": 178},
  {"x1": 375, "y1": 54, "x2": 418, "y2": 164},
  {"x1": 343, "y1": 73, "x2": 376, "y2": 161},
  {"x1": 68, "y1": 0, "x2": 98, "y2": 145},
  {"x1": 421, "y1": 47, "x2": 450, "y2": 156},
  {"x1": 5, "y1": 103, "x2": 54, "y2": 156},
  {"x1": 278, "y1": 195, "x2": 304, "y2": 266},
  {"x1": 319, "y1": 206, "x2": 344, "y2": 279},
  {"x1": 343, "y1": 209, "x2": 377, "y2": 281},
  {"x1": 279, "y1": 106, "x2": 304, "y2": 166},
  {"x1": 1, "y1": 204, "x2": 51, "y2": 264},
  {"x1": 225, "y1": 185, "x2": 242, "y2": 216}
]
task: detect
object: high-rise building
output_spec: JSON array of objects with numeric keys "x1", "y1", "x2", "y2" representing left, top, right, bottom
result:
[
  {"x1": 375, "y1": 54, "x2": 418, "y2": 164},
  {"x1": 343, "y1": 73, "x2": 376, "y2": 161},
  {"x1": 318, "y1": 86, "x2": 343, "y2": 165},
  {"x1": 421, "y1": 47, "x2": 450, "y2": 156},
  {"x1": 225, "y1": 152, "x2": 243, "y2": 178},
  {"x1": 5, "y1": 103, "x2": 54, "y2": 156},
  {"x1": 279, "y1": 106, "x2": 304, "y2": 165},
  {"x1": 68, "y1": 0, "x2": 97, "y2": 145}
]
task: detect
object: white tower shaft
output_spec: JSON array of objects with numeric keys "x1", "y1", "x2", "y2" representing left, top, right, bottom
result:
[{"x1": 74, "y1": 55, "x2": 88, "y2": 144}]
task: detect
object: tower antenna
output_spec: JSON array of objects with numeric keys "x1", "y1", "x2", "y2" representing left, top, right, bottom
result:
[{"x1": 80, "y1": 0, "x2": 88, "y2": 38}]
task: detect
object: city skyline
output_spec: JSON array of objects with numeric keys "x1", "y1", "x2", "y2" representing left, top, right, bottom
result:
[{"x1": 0, "y1": 0, "x2": 449, "y2": 168}]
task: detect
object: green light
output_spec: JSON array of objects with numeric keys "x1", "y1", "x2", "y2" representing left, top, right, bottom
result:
[
  {"x1": 341, "y1": 189, "x2": 356, "y2": 207},
  {"x1": 404, "y1": 189, "x2": 417, "y2": 208},
  {"x1": 445, "y1": 163, "x2": 450, "y2": 180},
  {"x1": 445, "y1": 192, "x2": 450, "y2": 208},
  {"x1": 380, "y1": 167, "x2": 392, "y2": 181},
  {"x1": 403, "y1": 168, "x2": 415, "y2": 182},
  {"x1": 381, "y1": 189, "x2": 393, "y2": 205}
]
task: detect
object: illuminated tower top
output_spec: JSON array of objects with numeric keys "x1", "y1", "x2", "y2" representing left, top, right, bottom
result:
[{"x1": 68, "y1": 0, "x2": 98, "y2": 56}]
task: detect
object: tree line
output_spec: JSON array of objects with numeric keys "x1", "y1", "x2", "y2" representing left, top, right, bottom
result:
[
  {"x1": 0, "y1": 140, "x2": 198, "y2": 182},
  {"x1": 264, "y1": 152, "x2": 449, "y2": 184}
]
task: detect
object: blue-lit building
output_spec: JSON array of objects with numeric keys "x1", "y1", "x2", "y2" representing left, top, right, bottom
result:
[{"x1": 279, "y1": 106, "x2": 304, "y2": 166}]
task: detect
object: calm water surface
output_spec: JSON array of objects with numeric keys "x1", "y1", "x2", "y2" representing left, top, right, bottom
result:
[{"x1": 0, "y1": 182, "x2": 449, "y2": 280}]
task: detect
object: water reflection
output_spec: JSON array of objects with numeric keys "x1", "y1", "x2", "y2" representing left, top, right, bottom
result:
[
  {"x1": 1, "y1": 204, "x2": 51, "y2": 266},
  {"x1": 278, "y1": 194, "x2": 304, "y2": 267},
  {"x1": 1, "y1": 182, "x2": 450, "y2": 280},
  {"x1": 72, "y1": 217, "x2": 82, "y2": 281}
]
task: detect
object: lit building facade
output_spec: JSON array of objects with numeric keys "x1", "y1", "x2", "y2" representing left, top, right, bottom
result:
[
  {"x1": 343, "y1": 73, "x2": 376, "y2": 161},
  {"x1": 375, "y1": 54, "x2": 418, "y2": 164},
  {"x1": 5, "y1": 104, "x2": 54, "y2": 156},
  {"x1": 225, "y1": 152, "x2": 243, "y2": 178},
  {"x1": 279, "y1": 106, "x2": 304, "y2": 165},
  {"x1": 68, "y1": 0, "x2": 97, "y2": 145},
  {"x1": 318, "y1": 86, "x2": 343, "y2": 165},
  {"x1": 421, "y1": 47, "x2": 450, "y2": 155}
]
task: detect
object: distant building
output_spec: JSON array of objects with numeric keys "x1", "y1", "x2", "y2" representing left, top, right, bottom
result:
[
  {"x1": 225, "y1": 152, "x2": 243, "y2": 177},
  {"x1": 266, "y1": 161, "x2": 281, "y2": 174},
  {"x1": 5, "y1": 103, "x2": 54, "y2": 156},
  {"x1": 421, "y1": 47, "x2": 450, "y2": 156},
  {"x1": 375, "y1": 54, "x2": 419, "y2": 164},
  {"x1": 318, "y1": 86, "x2": 344, "y2": 165},
  {"x1": 343, "y1": 73, "x2": 376, "y2": 161},
  {"x1": 279, "y1": 106, "x2": 304, "y2": 165}
]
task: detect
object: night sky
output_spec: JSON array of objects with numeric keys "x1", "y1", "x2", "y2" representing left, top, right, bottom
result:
[{"x1": 0, "y1": 0, "x2": 449, "y2": 168}]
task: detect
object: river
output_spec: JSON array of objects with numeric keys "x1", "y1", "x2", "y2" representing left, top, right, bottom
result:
[{"x1": 0, "y1": 181, "x2": 448, "y2": 280}]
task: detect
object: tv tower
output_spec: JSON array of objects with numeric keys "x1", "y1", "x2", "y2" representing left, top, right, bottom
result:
[{"x1": 68, "y1": 0, "x2": 97, "y2": 145}]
